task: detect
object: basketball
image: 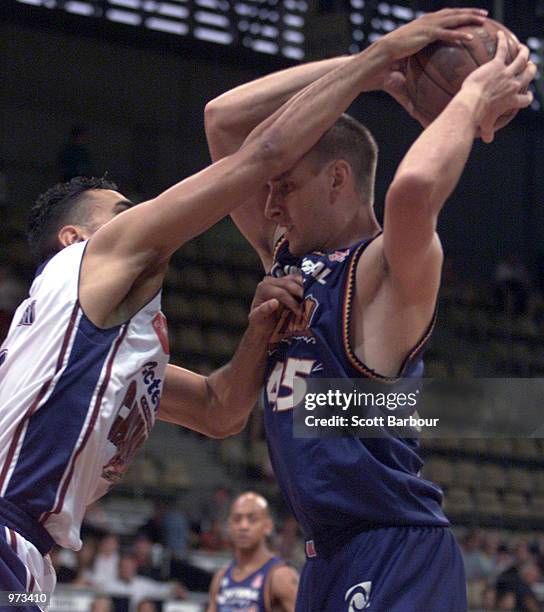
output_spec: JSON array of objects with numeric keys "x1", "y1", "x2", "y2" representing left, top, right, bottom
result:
[{"x1": 406, "y1": 19, "x2": 521, "y2": 129}]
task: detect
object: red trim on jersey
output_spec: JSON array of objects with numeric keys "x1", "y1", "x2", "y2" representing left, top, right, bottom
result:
[
  {"x1": 29, "y1": 573, "x2": 36, "y2": 592},
  {"x1": 40, "y1": 324, "x2": 128, "y2": 524},
  {"x1": 0, "y1": 303, "x2": 79, "y2": 492},
  {"x1": 8, "y1": 527, "x2": 17, "y2": 554}
]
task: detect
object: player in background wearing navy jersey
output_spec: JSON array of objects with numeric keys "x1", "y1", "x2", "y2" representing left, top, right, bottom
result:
[
  {"x1": 207, "y1": 493, "x2": 298, "y2": 612},
  {"x1": 205, "y1": 9, "x2": 536, "y2": 612},
  {"x1": 0, "y1": 31, "x2": 412, "y2": 607}
]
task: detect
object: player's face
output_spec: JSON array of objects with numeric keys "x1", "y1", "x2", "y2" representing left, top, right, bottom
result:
[
  {"x1": 228, "y1": 498, "x2": 272, "y2": 551},
  {"x1": 265, "y1": 156, "x2": 335, "y2": 257},
  {"x1": 85, "y1": 190, "x2": 134, "y2": 233}
]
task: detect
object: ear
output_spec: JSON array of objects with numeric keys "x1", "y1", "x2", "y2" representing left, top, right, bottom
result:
[
  {"x1": 329, "y1": 160, "x2": 351, "y2": 201},
  {"x1": 58, "y1": 225, "x2": 89, "y2": 248}
]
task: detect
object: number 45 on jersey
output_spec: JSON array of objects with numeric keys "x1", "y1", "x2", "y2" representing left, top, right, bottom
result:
[{"x1": 266, "y1": 358, "x2": 315, "y2": 412}]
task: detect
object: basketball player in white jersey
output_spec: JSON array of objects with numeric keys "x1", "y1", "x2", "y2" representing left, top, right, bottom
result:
[
  {"x1": 208, "y1": 492, "x2": 298, "y2": 612},
  {"x1": 0, "y1": 46, "x2": 404, "y2": 606}
]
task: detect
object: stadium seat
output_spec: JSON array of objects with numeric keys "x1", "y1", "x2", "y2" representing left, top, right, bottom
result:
[
  {"x1": 502, "y1": 492, "x2": 529, "y2": 519},
  {"x1": 422, "y1": 457, "x2": 454, "y2": 487},
  {"x1": 455, "y1": 460, "x2": 479, "y2": 487},
  {"x1": 480, "y1": 463, "x2": 507, "y2": 490},
  {"x1": 176, "y1": 327, "x2": 206, "y2": 354},
  {"x1": 486, "y1": 439, "x2": 513, "y2": 458},
  {"x1": 443, "y1": 487, "x2": 474, "y2": 515},
  {"x1": 475, "y1": 490, "x2": 502, "y2": 517},
  {"x1": 506, "y1": 467, "x2": 533, "y2": 493}
]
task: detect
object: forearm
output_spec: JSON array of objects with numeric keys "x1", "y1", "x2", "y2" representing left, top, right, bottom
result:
[
  {"x1": 391, "y1": 86, "x2": 486, "y2": 213},
  {"x1": 205, "y1": 56, "x2": 349, "y2": 157},
  {"x1": 205, "y1": 322, "x2": 270, "y2": 436},
  {"x1": 244, "y1": 43, "x2": 391, "y2": 170}
]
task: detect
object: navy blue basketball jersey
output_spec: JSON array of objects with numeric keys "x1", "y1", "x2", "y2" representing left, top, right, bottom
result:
[
  {"x1": 215, "y1": 556, "x2": 281, "y2": 611},
  {"x1": 262, "y1": 236, "x2": 448, "y2": 545}
]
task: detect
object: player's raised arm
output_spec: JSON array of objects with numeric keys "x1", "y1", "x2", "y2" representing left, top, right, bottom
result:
[
  {"x1": 203, "y1": 8, "x2": 489, "y2": 268},
  {"x1": 80, "y1": 40, "x2": 407, "y2": 325},
  {"x1": 158, "y1": 275, "x2": 303, "y2": 437},
  {"x1": 382, "y1": 31, "x2": 535, "y2": 299}
]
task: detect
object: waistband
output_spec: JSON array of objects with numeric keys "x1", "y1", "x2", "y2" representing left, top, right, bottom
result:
[
  {"x1": 0, "y1": 497, "x2": 55, "y2": 556},
  {"x1": 304, "y1": 523, "x2": 447, "y2": 559}
]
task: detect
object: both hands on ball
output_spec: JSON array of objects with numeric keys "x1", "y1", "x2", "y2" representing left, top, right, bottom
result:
[
  {"x1": 460, "y1": 30, "x2": 536, "y2": 143},
  {"x1": 366, "y1": 7, "x2": 536, "y2": 139}
]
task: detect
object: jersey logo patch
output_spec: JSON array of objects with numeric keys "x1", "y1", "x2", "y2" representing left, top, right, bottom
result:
[
  {"x1": 152, "y1": 312, "x2": 169, "y2": 354},
  {"x1": 270, "y1": 296, "x2": 318, "y2": 344},
  {"x1": 0, "y1": 349, "x2": 7, "y2": 367},
  {"x1": 251, "y1": 573, "x2": 263, "y2": 589},
  {"x1": 345, "y1": 581, "x2": 372, "y2": 610},
  {"x1": 328, "y1": 249, "x2": 349, "y2": 263},
  {"x1": 17, "y1": 300, "x2": 36, "y2": 326}
]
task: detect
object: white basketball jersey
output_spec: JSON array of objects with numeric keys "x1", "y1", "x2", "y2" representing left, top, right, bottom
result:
[{"x1": 0, "y1": 242, "x2": 169, "y2": 550}]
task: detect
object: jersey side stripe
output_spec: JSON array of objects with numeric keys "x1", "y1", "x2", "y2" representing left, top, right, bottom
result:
[
  {"x1": 4, "y1": 311, "x2": 121, "y2": 518},
  {"x1": 0, "y1": 302, "x2": 80, "y2": 495},
  {"x1": 41, "y1": 323, "x2": 128, "y2": 524}
]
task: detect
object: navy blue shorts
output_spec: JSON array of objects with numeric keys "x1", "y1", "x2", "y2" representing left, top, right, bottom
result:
[
  {"x1": 296, "y1": 526, "x2": 466, "y2": 612},
  {"x1": 0, "y1": 529, "x2": 40, "y2": 612}
]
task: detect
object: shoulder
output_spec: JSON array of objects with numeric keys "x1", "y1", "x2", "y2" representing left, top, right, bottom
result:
[
  {"x1": 268, "y1": 562, "x2": 299, "y2": 594},
  {"x1": 210, "y1": 565, "x2": 229, "y2": 594}
]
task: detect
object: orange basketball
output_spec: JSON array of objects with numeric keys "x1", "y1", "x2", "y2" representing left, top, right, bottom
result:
[{"x1": 406, "y1": 18, "x2": 521, "y2": 129}]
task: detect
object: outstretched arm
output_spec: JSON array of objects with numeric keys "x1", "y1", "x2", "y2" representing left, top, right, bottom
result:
[
  {"x1": 158, "y1": 275, "x2": 303, "y2": 437},
  {"x1": 382, "y1": 32, "x2": 535, "y2": 300},
  {"x1": 82, "y1": 25, "x2": 424, "y2": 323},
  {"x1": 204, "y1": 8, "x2": 489, "y2": 268}
]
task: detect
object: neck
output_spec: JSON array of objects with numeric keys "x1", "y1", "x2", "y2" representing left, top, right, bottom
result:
[
  {"x1": 234, "y1": 543, "x2": 272, "y2": 570},
  {"x1": 321, "y1": 203, "x2": 380, "y2": 252}
]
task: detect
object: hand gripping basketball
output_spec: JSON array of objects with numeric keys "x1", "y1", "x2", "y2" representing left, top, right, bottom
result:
[{"x1": 461, "y1": 31, "x2": 535, "y2": 143}]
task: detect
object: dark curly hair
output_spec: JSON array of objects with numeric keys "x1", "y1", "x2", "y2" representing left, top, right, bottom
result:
[{"x1": 27, "y1": 176, "x2": 118, "y2": 264}]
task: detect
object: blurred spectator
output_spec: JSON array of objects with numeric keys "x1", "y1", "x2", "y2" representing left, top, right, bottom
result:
[
  {"x1": 462, "y1": 531, "x2": 492, "y2": 582},
  {"x1": 58, "y1": 124, "x2": 93, "y2": 181},
  {"x1": 140, "y1": 500, "x2": 190, "y2": 559},
  {"x1": 49, "y1": 546, "x2": 77, "y2": 584},
  {"x1": 90, "y1": 595, "x2": 114, "y2": 612},
  {"x1": 481, "y1": 585, "x2": 497, "y2": 611},
  {"x1": 199, "y1": 518, "x2": 229, "y2": 552},
  {"x1": 494, "y1": 254, "x2": 531, "y2": 315},
  {"x1": 93, "y1": 534, "x2": 120, "y2": 585},
  {"x1": 102, "y1": 552, "x2": 187, "y2": 611},
  {"x1": 496, "y1": 560, "x2": 541, "y2": 612},
  {"x1": 72, "y1": 538, "x2": 97, "y2": 588},
  {"x1": 273, "y1": 516, "x2": 305, "y2": 571},
  {"x1": 132, "y1": 534, "x2": 163, "y2": 581},
  {"x1": 497, "y1": 590, "x2": 518, "y2": 610},
  {"x1": 136, "y1": 601, "x2": 158, "y2": 612}
]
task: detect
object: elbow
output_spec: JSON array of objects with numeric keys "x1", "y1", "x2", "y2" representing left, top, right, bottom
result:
[
  {"x1": 251, "y1": 130, "x2": 290, "y2": 177},
  {"x1": 204, "y1": 99, "x2": 222, "y2": 136},
  {"x1": 386, "y1": 172, "x2": 435, "y2": 212}
]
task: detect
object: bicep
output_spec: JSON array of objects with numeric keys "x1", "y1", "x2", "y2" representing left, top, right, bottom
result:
[
  {"x1": 382, "y1": 180, "x2": 443, "y2": 299},
  {"x1": 270, "y1": 566, "x2": 299, "y2": 612}
]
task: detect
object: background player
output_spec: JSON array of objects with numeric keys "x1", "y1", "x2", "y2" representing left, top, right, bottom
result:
[
  {"x1": 0, "y1": 34, "x2": 400, "y2": 605},
  {"x1": 204, "y1": 9, "x2": 536, "y2": 612},
  {"x1": 207, "y1": 492, "x2": 298, "y2": 612}
]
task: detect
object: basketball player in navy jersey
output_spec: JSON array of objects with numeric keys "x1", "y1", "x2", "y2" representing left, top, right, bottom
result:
[
  {"x1": 0, "y1": 34, "x2": 417, "y2": 606},
  {"x1": 204, "y1": 9, "x2": 536, "y2": 612},
  {"x1": 207, "y1": 492, "x2": 298, "y2": 612}
]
